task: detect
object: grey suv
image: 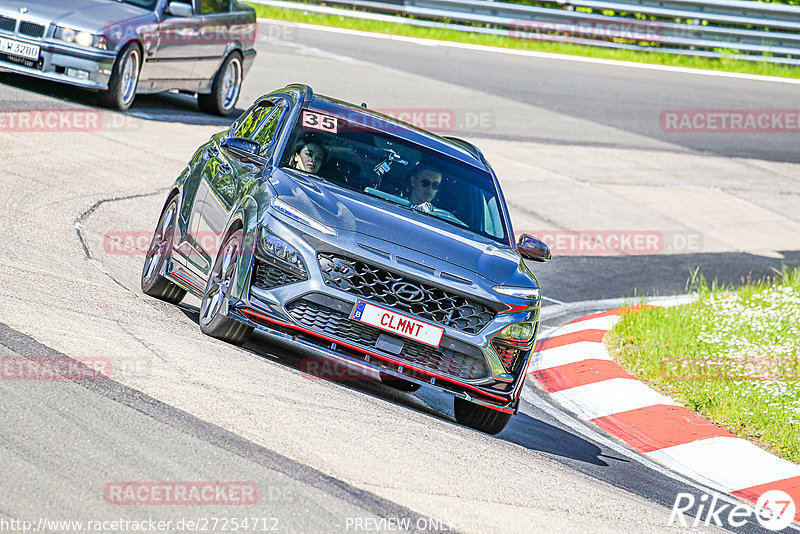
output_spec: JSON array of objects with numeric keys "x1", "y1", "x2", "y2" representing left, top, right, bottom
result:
[
  {"x1": 141, "y1": 85, "x2": 552, "y2": 434},
  {"x1": 0, "y1": 0, "x2": 257, "y2": 114}
]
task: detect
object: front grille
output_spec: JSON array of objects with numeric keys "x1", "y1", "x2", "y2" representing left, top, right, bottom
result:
[
  {"x1": 18, "y1": 21, "x2": 44, "y2": 38},
  {"x1": 492, "y1": 340, "x2": 525, "y2": 374},
  {"x1": 286, "y1": 298, "x2": 490, "y2": 380},
  {"x1": 251, "y1": 260, "x2": 307, "y2": 290},
  {"x1": 318, "y1": 253, "x2": 496, "y2": 334},
  {"x1": 0, "y1": 16, "x2": 15, "y2": 33}
]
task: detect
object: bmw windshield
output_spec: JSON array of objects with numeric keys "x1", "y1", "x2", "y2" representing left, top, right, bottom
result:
[
  {"x1": 278, "y1": 108, "x2": 510, "y2": 245},
  {"x1": 117, "y1": 0, "x2": 159, "y2": 10}
]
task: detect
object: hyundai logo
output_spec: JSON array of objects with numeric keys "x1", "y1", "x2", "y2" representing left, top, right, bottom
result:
[
  {"x1": 19, "y1": 7, "x2": 28, "y2": 13},
  {"x1": 392, "y1": 282, "x2": 424, "y2": 303}
]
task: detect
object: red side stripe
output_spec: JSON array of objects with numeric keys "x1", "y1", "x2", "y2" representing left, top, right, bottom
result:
[
  {"x1": 529, "y1": 359, "x2": 634, "y2": 393},
  {"x1": 564, "y1": 304, "x2": 655, "y2": 325},
  {"x1": 533, "y1": 329, "x2": 606, "y2": 352},
  {"x1": 591, "y1": 404, "x2": 736, "y2": 453},
  {"x1": 732, "y1": 476, "x2": 800, "y2": 523}
]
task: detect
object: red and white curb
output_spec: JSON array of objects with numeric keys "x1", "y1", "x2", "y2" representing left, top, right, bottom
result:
[{"x1": 528, "y1": 304, "x2": 800, "y2": 524}]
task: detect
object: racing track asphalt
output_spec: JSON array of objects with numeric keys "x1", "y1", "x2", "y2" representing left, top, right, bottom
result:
[{"x1": 0, "y1": 19, "x2": 798, "y2": 534}]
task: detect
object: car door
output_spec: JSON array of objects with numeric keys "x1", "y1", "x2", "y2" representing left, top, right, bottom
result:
[
  {"x1": 194, "y1": 98, "x2": 291, "y2": 277},
  {"x1": 146, "y1": 0, "x2": 201, "y2": 81},
  {"x1": 192, "y1": 0, "x2": 234, "y2": 81}
]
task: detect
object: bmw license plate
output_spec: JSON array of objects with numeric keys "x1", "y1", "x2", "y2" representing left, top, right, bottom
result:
[
  {"x1": 351, "y1": 301, "x2": 444, "y2": 347},
  {"x1": 0, "y1": 37, "x2": 40, "y2": 61}
]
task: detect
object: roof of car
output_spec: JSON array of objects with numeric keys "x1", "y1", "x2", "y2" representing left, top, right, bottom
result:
[{"x1": 303, "y1": 94, "x2": 489, "y2": 171}]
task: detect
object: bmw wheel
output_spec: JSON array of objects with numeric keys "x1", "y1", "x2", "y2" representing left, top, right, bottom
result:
[
  {"x1": 199, "y1": 229, "x2": 253, "y2": 345},
  {"x1": 100, "y1": 43, "x2": 140, "y2": 111},
  {"x1": 198, "y1": 53, "x2": 243, "y2": 116},
  {"x1": 141, "y1": 198, "x2": 186, "y2": 304},
  {"x1": 453, "y1": 398, "x2": 511, "y2": 435}
]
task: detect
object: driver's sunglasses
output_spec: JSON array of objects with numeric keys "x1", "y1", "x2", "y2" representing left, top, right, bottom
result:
[{"x1": 420, "y1": 179, "x2": 441, "y2": 190}]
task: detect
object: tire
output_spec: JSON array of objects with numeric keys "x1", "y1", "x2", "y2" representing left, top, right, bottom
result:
[
  {"x1": 198, "y1": 53, "x2": 243, "y2": 116},
  {"x1": 453, "y1": 397, "x2": 512, "y2": 435},
  {"x1": 379, "y1": 372, "x2": 421, "y2": 392},
  {"x1": 141, "y1": 198, "x2": 186, "y2": 304},
  {"x1": 99, "y1": 43, "x2": 141, "y2": 111},
  {"x1": 199, "y1": 229, "x2": 253, "y2": 345}
]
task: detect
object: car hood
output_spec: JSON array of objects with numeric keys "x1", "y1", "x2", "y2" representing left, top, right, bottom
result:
[
  {"x1": 269, "y1": 170, "x2": 532, "y2": 286},
  {"x1": 18, "y1": 0, "x2": 151, "y2": 33}
]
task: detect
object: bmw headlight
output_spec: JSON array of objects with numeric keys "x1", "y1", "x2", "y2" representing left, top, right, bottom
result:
[
  {"x1": 54, "y1": 26, "x2": 107, "y2": 50},
  {"x1": 258, "y1": 229, "x2": 307, "y2": 275},
  {"x1": 492, "y1": 285, "x2": 541, "y2": 302},
  {"x1": 269, "y1": 198, "x2": 336, "y2": 236}
]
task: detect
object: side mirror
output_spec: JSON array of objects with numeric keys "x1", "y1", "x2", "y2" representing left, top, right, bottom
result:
[
  {"x1": 517, "y1": 234, "x2": 551, "y2": 263},
  {"x1": 166, "y1": 1, "x2": 193, "y2": 17},
  {"x1": 221, "y1": 137, "x2": 262, "y2": 163}
]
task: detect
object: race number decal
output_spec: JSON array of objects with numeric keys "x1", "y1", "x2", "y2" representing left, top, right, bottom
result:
[{"x1": 302, "y1": 111, "x2": 338, "y2": 133}]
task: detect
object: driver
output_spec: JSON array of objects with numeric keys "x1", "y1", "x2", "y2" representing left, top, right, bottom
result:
[{"x1": 408, "y1": 164, "x2": 442, "y2": 207}]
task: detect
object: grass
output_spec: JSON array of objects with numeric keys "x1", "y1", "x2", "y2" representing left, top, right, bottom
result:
[
  {"x1": 247, "y1": 3, "x2": 800, "y2": 80},
  {"x1": 606, "y1": 269, "x2": 800, "y2": 463}
]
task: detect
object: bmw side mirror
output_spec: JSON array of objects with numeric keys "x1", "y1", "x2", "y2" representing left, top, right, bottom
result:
[
  {"x1": 517, "y1": 234, "x2": 551, "y2": 263},
  {"x1": 220, "y1": 137, "x2": 263, "y2": 164},
  {"x1": 166, "y1": 1, "x2": 193, "y2": 17}
]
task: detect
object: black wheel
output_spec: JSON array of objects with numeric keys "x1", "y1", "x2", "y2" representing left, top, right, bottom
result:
[
  {"x1": 198, "y1": 53, "x2": 243, "y2": 116},
  {"x1": 379, "y1": 372, "x2": 421, "y2": 392},
  {"x1": 141, "y1": 198, "x2": 186, "y2": 304},
  {"x1": 453, "y1": 397, "x2": 512, "y2": 435},
  {"x1": 99, "y1": 43, "x2": 141, "y2": 111},
  {"x1": 199, "y1": 229, "x2": 253, "y2": 345}
]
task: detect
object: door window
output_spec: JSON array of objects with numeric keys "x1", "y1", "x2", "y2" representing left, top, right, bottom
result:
[
  {"x1": 231, "y1": 99, "x2": 290, "y2": 155},
  {"x1": 200, "y1": 0, "x2": 230, "y2": 14}
]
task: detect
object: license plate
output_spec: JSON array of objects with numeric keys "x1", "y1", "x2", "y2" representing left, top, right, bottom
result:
[
  {"x1": 0, "y1": 37, "x2": 40, "y2": 61},
  {"x1": 351, "y1": 301, "x2": 444, "y2": 347}
]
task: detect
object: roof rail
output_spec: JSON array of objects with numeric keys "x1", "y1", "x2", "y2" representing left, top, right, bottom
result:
[{"x1": 284, "y1": 83, "x2": 314, "y2": 104}]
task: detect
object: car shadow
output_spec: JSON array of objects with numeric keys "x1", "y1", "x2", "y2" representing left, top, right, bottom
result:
[
  {"x1": 177, "y1": 303, "x2": 617, "y2": 467},
  {"x1": 0, "y1": 71, "x2": 242, "y2": 126}
]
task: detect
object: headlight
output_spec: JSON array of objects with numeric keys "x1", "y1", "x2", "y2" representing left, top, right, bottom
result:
[
  {"x1": 258, "y1": 229, "x2": 307, "y2": 275},
  {"x1": 492, "y1": 285, "x2": 540, "y2": 301},
  {"x1": 269, "y1": 198, "x2": 336, "y2": 236},
  {"x1": 54, "y1": 26, "x2": 107, "y2": 50}
]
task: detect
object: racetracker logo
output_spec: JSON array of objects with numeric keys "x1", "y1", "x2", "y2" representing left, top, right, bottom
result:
[
  {"x1": 509, "y1": 19, "x2": 663, "y2": 43},
  {"x1": 670, "y1": 490, "x2": 796, "y2": 531},
  {"x1": 104, "y1": 19, "x2": 256, "y2": 48},
  {"x1": 300, "y1": 356, "x2": 373, "y2": 382},
  {"x1": 104, "y1": 481, "x2": 258, "y2": 505},
  {"x1": 1, "y1": 356, "x2": 111, "y2": 380},
  {"x1": 518, "y1": 230, "x2": 703, "y2": 255},
  {"x1": 0, "y1": 109, "x2": 139, "y2": 132},
  {"x1": 661, "y1": 110, "x2": 800, "y2": 133}
]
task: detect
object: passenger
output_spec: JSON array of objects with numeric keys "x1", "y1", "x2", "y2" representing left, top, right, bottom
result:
[
  {"x1": 408, "y1": 164, "x2": 442, "y2": 207},
  {"x1": 291, "y1": 142, "x2": 326, "y2": 174}
]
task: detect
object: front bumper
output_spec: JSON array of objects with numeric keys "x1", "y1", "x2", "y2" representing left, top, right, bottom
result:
[
  {"x1": 0, "y1": 38, "x2": 114, "y2": 90},
  {"x1": 226, "y1": 218, "x2": 538, "y2": 413}
]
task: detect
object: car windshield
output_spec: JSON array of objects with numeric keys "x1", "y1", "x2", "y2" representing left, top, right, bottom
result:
[
  {"x1": 279, "y1": 108, "x2": 509, "y2": 244},
  {"x1": 117, "y1": 0, "x2": 159, "y2": 10}
]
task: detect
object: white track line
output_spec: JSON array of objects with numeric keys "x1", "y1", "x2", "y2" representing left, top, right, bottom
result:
[{"x1": 258, "y1": 19, "x2": 800, "y2": 85}]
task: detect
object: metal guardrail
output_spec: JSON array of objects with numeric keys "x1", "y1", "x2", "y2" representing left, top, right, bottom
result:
[{"x1": 249, "y1": 0, "x2": 800, "y2": 65}]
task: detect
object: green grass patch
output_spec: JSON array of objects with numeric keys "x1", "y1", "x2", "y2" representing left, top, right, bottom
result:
[
  {"x1": 247, "y1": 3, "x2": 800, "y2": 79},
  {"x1": 606, "y1": 269, "x2": 800, "y2": 462}
]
